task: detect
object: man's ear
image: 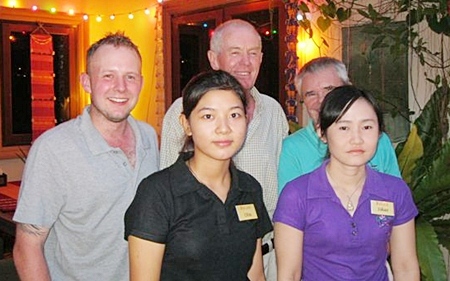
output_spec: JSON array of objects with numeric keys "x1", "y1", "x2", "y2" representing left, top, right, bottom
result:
[
  {"x1": 179, "y1": 114, "x2": 192, "y2": 136},
  {"x1": 80, "y1": 73, "x2": 92, "y2": 94},
  {"x1": 207, "y1": 50, "x2": 220, "y2": 70}
]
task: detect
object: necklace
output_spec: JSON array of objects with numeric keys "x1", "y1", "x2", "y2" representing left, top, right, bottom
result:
[
  {"x1": 187, "y1": 160, "x2": 201, "y2": 183},
  {"x1": 326, "y1": 168, "x2": 365, "y2": 212},
  {"x1": 345, "y1": 187, "x2": 361, "y2": 211}
]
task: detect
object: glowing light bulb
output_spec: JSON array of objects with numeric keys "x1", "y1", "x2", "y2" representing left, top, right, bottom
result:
[
  {"x1": 128, "y1": 13, "x2": 134, "y2": 20},
  {"x1": 83, "y1": 14, "x2": 89, "y2": 21},
  {"x1": 144, "y1": 8, "x2": 150, "y2": 15},
  {"x1": 50, "y1": 7, "x2": 56, "y2": 13},
  {"x1": 96, "y1": 15, "x2": 102, "y2": 22},
  {"x1": 8, "y1": 1, "x2": 16, "y2": 8},
  {"x1": 157, "y1": 0, "x2": 163, "y2": 3},
  {"x1": 31, "y1": 5, "x2": 38, "y2": 11},
  {"x1": 110, "y1": 14, "x2": 115, "y2": 20},
  {"x1": 68, "y1": 9, "x2": 75, "y2": 16}
]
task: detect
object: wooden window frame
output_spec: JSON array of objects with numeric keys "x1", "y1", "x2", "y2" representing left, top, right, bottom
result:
[{"x1": 0, "y1": 6, "x2": 87, "y2": 159}]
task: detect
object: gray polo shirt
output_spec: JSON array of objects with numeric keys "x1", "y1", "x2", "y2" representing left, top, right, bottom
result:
[{"x1": 14, "y1": 106, "x2": 159, "y2": 281}]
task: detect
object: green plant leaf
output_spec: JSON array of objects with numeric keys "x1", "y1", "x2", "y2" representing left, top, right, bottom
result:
[
  {"x1": 397, "y1": 125, "x2": 423, "y2": 184},
  {"x1": 357, "y1": 8, "x2": 370, "y2": 19},
  {"x1": 410, "y1": 85, "x2": 449, "y2": 188},
  {"x1": 416, "y1": 217, "x2": 448, "y2": 281},
  {"x1": 431, "y1": 219, "x2": 450, "y2": 251},
  {"x1": 406, "y1": 9, "x2": 424, "y2": 26},
  {"x1": 288, "y1": 120, "x2": 302, "y2": 134},
  {"x1": 317, "y1": 16, "x2": 332, "y2": 32},
  {"x1": 413, "y1": 140, "x2": 450, "y2": 217},
  {"x1": 336, "y1": 7, "x2": 351, "y2": 22},
  {"x1": 371, "y1": 35, "x2": 386, "y2": 50},
  {"x1": 298, "y1": 2, "x2": 310, "y2": 13}
]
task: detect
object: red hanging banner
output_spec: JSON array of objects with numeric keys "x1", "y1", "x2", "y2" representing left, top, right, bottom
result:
[{"x1": 30, "y1": 33, "x2": 55, "y2": 141}]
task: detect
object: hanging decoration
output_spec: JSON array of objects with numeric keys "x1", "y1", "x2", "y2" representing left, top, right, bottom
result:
[
  {"x1": 153, "y1": 4, "x2": 165, "y2": 137},
  {"x1": 284, "y1": 0, "x2": 300, "y2": 124},
  {"x1": 30, "y1": 24, "x2": 55, "y2": 141},
  {"x1": 1, "y1": 3, "x2": 162, "y2": 22}
]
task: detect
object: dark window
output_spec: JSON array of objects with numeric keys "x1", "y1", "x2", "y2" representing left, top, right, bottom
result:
[{"x1": 1, "y1": 22, "x2": 74, "y2": 146}]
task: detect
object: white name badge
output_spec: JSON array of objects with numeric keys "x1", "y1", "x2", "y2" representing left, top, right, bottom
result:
[
  {"x1": 235, "y1": 204, "x2": 258, "y2": 221},
  {"x1": 370, "y1": 200, "x2": 395, "y2": 216}
]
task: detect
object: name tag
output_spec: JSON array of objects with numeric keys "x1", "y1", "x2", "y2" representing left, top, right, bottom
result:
[
  {"x1": 235, "y1": 204, "x2": 258, "y2": 221},
  {"x1": 371, "y1": 200, "x2": 395, "y2": 216}
]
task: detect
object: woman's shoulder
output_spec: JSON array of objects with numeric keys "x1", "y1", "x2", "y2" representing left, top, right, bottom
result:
[
  {"x1": 369, "y1": 168, "x2": 411, "y2": 195},
  {"x1": 371, "y1": 168, "x2": 406, "y2": 185},
  {"x1": 138, "y1": 162, "x2": 187, "y2": 193}
]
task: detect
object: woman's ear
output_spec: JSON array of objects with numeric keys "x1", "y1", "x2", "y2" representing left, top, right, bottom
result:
[
  {"x1": 179, "y1": 114, "x2": 192, "y2": 136},
  {"x1": 317, "y1": 128, "x2": 327, "y2": 144}
]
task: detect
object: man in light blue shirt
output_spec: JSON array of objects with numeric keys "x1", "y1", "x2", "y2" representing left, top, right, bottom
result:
[{"x1": 278, "y1": 57, "x2": 401, "y2": 194}]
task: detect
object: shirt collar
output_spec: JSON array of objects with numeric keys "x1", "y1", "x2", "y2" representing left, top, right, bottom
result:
[
  {"x1": 307, "y1": 160, "x2": 391, "y2": 200},
  {"x1": 80, "y1": 105, "x2": 148, "y2": 156},
  {"x1": 170, "y1": 152, "x2": 253, "y2": 197}
]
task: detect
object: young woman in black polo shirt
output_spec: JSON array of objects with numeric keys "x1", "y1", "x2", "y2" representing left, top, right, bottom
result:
[{"x1": 125, "y1": 70, "x2": 272, "y2": 281}]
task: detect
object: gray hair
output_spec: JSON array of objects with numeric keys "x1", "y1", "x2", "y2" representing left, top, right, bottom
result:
[
  {"x1": 295, "y1": 57, "x2": 350, "y2": 95},
  {"x1": 210, "y1": 19, "x2": 262, "y2": 54}
]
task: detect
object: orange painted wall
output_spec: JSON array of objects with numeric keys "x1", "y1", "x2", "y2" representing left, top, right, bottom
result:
[{"x1": 1, "y1": 0, "x2": 161, "y2": 128}]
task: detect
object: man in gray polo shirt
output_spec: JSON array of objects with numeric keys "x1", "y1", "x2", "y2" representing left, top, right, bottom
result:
[{"x1": 13, "y1": 32, "x2": 159, "y2": 281}]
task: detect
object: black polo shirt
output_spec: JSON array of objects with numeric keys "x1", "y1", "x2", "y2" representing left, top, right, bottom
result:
[{"x1": 125, "y1": 152, "x2": 272, "y2": 281}]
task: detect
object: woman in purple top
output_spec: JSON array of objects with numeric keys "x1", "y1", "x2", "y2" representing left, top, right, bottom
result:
[{"x1": 273, "y1": 85, "x2": 419, "y2": 281}]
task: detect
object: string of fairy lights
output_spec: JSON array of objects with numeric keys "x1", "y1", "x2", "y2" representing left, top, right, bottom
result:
[{"x1": 3, "y1": 0, "x2": 164, "y2": 22}]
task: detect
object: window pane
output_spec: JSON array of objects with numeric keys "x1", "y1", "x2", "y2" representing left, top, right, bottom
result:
[{"x1": 10, "y1": 31, "x2": 32, "y2": 134}]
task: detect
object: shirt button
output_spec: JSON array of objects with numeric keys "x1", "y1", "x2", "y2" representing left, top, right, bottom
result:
[
  {"x1": 352, "y1": 230, "x2": 358, "y2": 236},
  {"x1": 351, "y1": 222, "x2": 357, "y2": 228},
  {"x1": 123, "y1": 162, "x2": 127, "y2": 166}
]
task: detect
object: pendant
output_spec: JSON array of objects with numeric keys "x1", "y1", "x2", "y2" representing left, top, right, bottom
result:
[{"x1": 346, "y1": 200, "x2": 354, "y2": 211}]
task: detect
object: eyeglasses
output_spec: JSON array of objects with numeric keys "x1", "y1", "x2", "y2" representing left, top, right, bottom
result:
[{"x1": 303, "y1": 86, "x2": 335, "y2": 101}]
